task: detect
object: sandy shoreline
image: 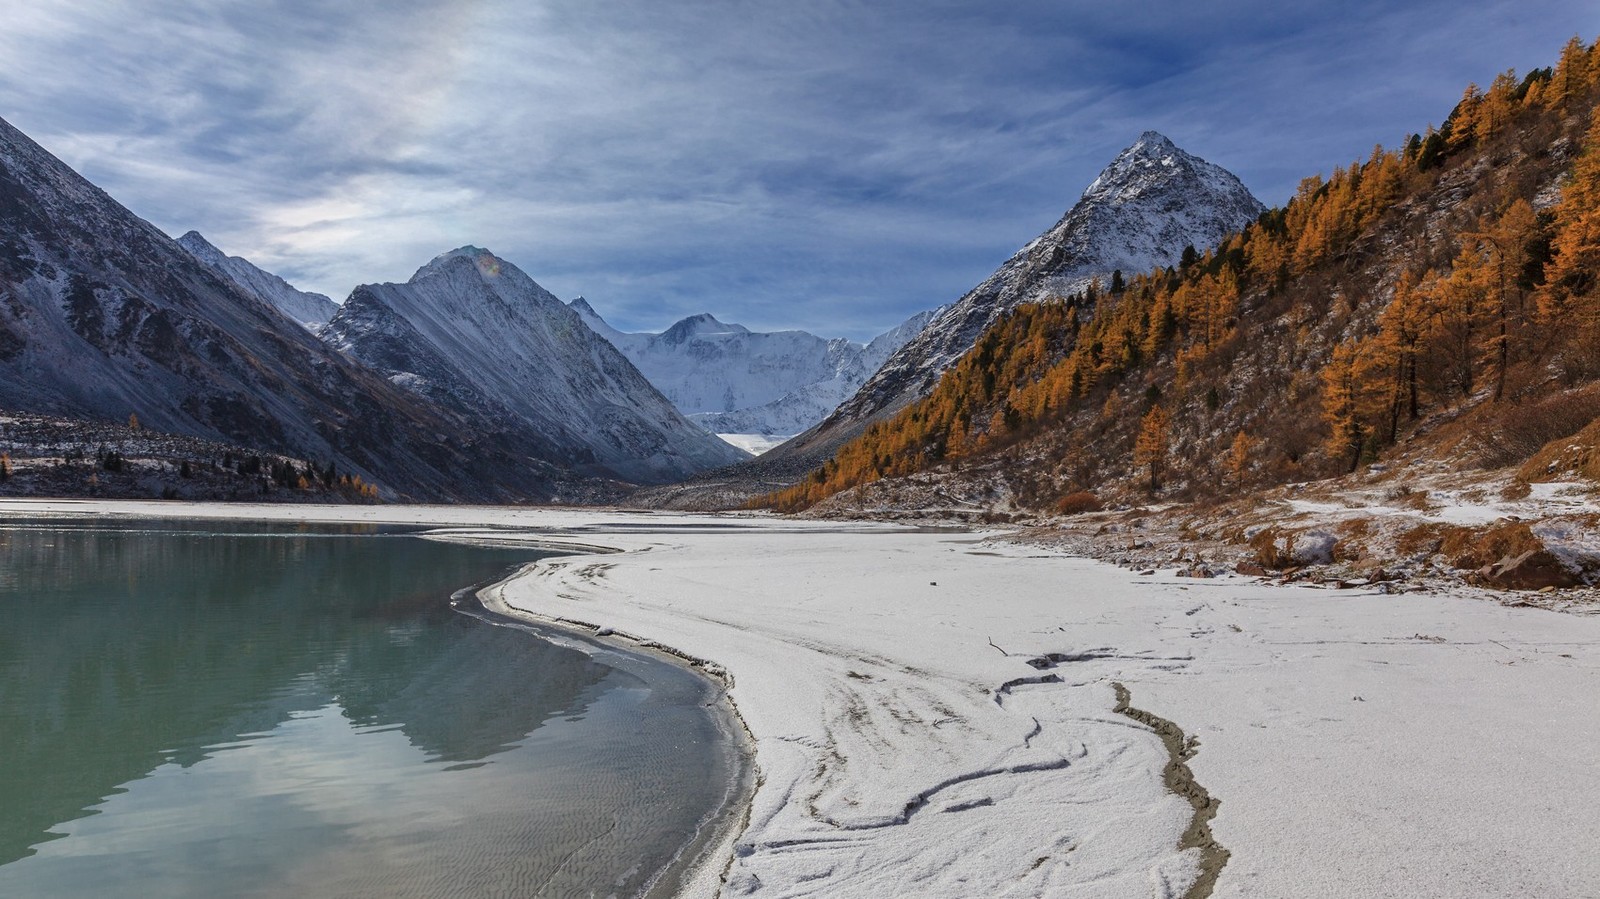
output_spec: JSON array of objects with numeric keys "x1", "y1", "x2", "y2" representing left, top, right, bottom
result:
[{"x1": 5, "y1": 498, "x2": 1600, "y2": 897}]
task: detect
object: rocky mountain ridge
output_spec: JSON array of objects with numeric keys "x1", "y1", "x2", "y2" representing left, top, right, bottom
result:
[
  {"x1": 0, "y1": 115, "x2": 736, "y2": 499},
  {"x1": 794, "y1": 132, "x2": 1263, "y2": 455},
  {"x1": 176, "y1": 231, "x2": 339, "y2": 331},
  {"x1": 325, "y1": 248, "x2": 748, "y2": 484},
  {"x1": 0, "y1": 114, "x2": 533, "y2": 500}
]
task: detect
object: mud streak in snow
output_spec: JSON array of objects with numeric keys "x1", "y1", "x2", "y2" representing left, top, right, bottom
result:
[{"x1": 1113, "y1": 682, "x2": 1230, "y2": 899}]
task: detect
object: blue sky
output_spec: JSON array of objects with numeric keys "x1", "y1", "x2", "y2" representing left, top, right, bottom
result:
[{"x1": 0, "y1": 1, "x2": 1592, "y2": 340}]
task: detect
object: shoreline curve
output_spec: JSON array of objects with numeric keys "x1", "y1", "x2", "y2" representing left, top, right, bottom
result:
[{"x1": 470, "y1": 548, "x2": 759, "y2": 899}]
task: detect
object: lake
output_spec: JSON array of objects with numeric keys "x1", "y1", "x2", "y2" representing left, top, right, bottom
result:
[{"x1": 0, "y1": 518, "x2": 746, "y2": 898}]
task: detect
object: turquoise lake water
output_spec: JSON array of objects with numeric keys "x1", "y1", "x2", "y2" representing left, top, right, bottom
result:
[{"x1": 0, "y1": 518, "x2": 743, "y2": 898}]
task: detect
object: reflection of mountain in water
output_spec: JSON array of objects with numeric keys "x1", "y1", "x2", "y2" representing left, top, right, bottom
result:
[
  {"x1": 0, "y1": 523, "x2": 605, "y2": 865},
  {"x1": 333, "y1": 616, "x2": 622, "y2": 765}
]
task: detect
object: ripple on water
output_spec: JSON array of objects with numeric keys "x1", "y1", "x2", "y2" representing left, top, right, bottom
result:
[{"x1": 0, "y1": 519, "x2": 748, "y2": 898}]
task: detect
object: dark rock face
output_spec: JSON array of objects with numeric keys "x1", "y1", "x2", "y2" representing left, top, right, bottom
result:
[
  {"x1": 323, "y1": 248, "x2": 749, "y2": 485},
  {"x1": 0, "y1": 115, "x2": 594, "y2": 501},
  {"x1": 1478, "y1": 550, "x2": 1581, "y2": 590}
]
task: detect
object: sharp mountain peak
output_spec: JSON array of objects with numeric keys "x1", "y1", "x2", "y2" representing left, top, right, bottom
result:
[
  {"x1": 661, "y1": 312, "x2": 748, "y2": 343},
  {"x1": 412, "y1": 245, "x2": 518, "y2": 283},
  {"x1": 1130, "y1": 130, "x2": 1179, "y2": 153}
]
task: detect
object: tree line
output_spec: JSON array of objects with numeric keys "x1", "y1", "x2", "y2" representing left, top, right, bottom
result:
[{"x1": 763, "y1": 36, "x2": 1600, "y2": 512}]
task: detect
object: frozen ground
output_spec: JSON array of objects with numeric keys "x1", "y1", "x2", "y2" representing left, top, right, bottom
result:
[{"x1": 4, "y1": 499, "x2": 1599, "y2": 898}]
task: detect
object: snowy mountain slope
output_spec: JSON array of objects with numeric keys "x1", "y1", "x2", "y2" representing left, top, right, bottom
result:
[
  {"x1": 758, "y1": 131, "x2": 1265, "y2": 477},
  {"x1": 176, "y1": 231, "x2": 338, "y2": 330},
  {"x1": 325, "y1": 248, "x2": 749, "y2": 484},
  {"x1": 0, "y1": 115, "x2": 577, "y2": 501},
  {"x1": 687, "y1": 308, "x2": 940, "y2": 437},
  {"x1": 570, "y1": 302, "x2": 856, "y2": 414},
  {"x1": 572, "y1": 300, "x2": 938, "y2": 439}
]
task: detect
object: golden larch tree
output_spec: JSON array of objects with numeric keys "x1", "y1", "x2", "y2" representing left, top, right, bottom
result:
[
  {"x1": 1321, "y1": 342, "x2": 1382, "y2": 472},
  {"x1": 1226, "y1": 431, "x2": 1255, "y2": 489},
  {"x1": 1132, "y1": 403, "x2": 1171, "y2": 493},
  {"x1": 1543, "y1": 114, "x2": 1600, "y2": 333}
]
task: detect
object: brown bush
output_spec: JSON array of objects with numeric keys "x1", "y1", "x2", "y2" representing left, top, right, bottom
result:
[
  {"x1": 1055, "y1": 490, "x2": 1103, "y2": 515},
  {"x1": 1395, "y1": 522, "x2": 1454, "y2": 558},
  {"x1": 1248, "y1": 527, "x2": 1291, "y2": 568},
  {"x1": 1518, "y1": 415, "x2": 1600, "y2": 483},
  {"x1": 1480, "y1": 390, "x2": 1600, "y2": 469},
  {"x1": 1338, "y1": 518, "x2": 1372, "y2": 539},
  {"x1": 1334, "y1": 518, "x2": 1372, "y2": 561},
  {"x1": 1500, "y1": 479, "x2": 1532, "y2": 500},
  {"x1": 1439, "y1": 521, "x2": 1545, "y2": 571},
  {"x1": 1384, "y1": 483, "x2": 1434, "y2": 511}
]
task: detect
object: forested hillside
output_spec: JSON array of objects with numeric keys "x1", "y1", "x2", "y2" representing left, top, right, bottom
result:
[{"x1": 766, "y1": 37, "x2": 1600, "y2": 514}]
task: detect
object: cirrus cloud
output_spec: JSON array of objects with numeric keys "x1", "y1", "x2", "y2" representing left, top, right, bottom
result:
[{"x1": 0, "y1": 0, "x2": 1589, "y2": 339}]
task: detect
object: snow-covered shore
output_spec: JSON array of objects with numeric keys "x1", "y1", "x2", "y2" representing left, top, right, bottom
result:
[{"x1": 5, "y1": 499, "x2": 1599, "y2": 897}]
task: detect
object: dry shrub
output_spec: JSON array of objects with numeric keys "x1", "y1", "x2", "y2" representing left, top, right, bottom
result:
[
  {"x1": 1479, "y1": 390, "x2": 1600, "y2": 469},
  {"x1": 1395, "y1": 522, "x2": 1454, "y2": 558},
  {"x1": 1438, "y1": 521, "x2": 1544, "y2": 570},
  {"x1": 1336, "y1": 539, "x2": 1367, "y2": 562},
  {"x1": 1248, "y1": 526, "x2": 1339, "y2": 567},
  {"x1": 1551, "y1": 335, "x2": 1600, "y2": 387},
  {"x1": 1518, "y1": 415, "x2": 1600, "y2": 483},
  {"x1": 1337, "y1": 517, "x2": 1372, "y2": 539},
  {"x1": 1500, "y1": 479, "x2": 1532, "y2": 500},
  {"x1": 1248, "y1": 528, "x2": 1292, "y2": 568},
  {"x1": 1055, "y1": 490, "x2": 1103, "y2": 515},
  {"x1": 1398, "y1": 489, "x2": 1434, "y2": 512},
  {"x1": 1384, "y1": 483, "x2": 1436, "y2": 511},
  {"x1": 1335, "y1": 518, "x2": 1370, "y2": 561}
]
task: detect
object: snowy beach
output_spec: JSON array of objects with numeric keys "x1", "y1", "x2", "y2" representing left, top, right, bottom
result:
[{"x1": 5, "y1": 499, "x2": 1598, "y2": 897}]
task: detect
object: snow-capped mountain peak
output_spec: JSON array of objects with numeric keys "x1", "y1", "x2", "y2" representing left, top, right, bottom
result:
[
  {"x1": 1132, "y1": 129, "x2": 1178, "y2": 154},
  {"x1": 406, "y1": 247, "x2": 584, "y2": 325},
  {"x1": 572, "y1": 298, "x2": 937, "y2": 443},
  {"x1": 661, "y1": 313, "x2": 750, "y2": 344},
  {"x1": 874, "y1": 129, "x2": 1262, "y2": 397},
  {"x1": 760, "y1": 130, "x2": 1265, "y2": 473},
  {"x1": 175, "y1": 230, "x2": 339, "y2": 331},
  {"x1": 1080, "y1": 131, "x2": 1252, "y2": 214},
  {"x1": 416, "y1": 245, "x2": 499, "y2": 278}
]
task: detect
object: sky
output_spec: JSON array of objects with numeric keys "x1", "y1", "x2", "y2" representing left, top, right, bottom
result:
[{"x1": 0, "y1": 1, "x2": 1594, "y2": 341}]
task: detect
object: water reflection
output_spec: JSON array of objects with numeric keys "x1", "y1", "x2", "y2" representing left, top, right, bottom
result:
[{"x1": 0, "y1": 520, "x2": 737, "y2": 898}]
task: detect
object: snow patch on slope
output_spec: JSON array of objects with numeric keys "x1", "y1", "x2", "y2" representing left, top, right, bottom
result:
[{"x1": 715, "y1": 433, "x2": 793, "y2": 455}]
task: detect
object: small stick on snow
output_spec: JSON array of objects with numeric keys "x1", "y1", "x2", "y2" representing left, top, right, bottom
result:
[{"x1": 987, "y1": 637, "x2": 1009, "y2": 656}]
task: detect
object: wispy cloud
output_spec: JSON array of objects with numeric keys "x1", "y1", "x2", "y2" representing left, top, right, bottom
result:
[{"x1": 0, "y1": 0, "x2": 1589, "y2": 339}]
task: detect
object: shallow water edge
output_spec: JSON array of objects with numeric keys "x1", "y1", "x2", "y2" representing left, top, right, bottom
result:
[{"x1": 466, "y1": 554, "x2": 759, "y2": 899}]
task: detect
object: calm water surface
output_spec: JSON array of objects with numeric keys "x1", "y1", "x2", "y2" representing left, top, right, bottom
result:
[{"x1": 0, "y1": 518, "x2": 743, "y2": 898}]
